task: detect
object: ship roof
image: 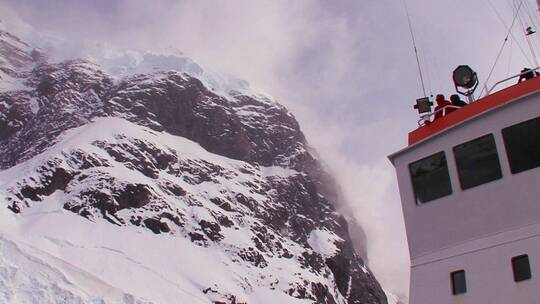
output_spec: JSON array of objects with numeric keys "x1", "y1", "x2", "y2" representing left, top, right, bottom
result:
[{"x1": 388, "y1": 76, "x2": 540, "y2": 164}]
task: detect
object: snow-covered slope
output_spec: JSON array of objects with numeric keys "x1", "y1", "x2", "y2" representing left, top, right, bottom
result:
[
  {"x1": 0, "y1": 30, "x2": 35, "y2": 91},
  {"x1": 97, "y1": 50, "x2": 257, "y2": 100},
  {"x1": 0, "y1": 30, "x2": 387, "y2": 304}
]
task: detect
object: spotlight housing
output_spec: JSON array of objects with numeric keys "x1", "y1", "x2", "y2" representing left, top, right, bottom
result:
[{"x1": 453, "y1": 65, "x2": 479, "y2": 98}]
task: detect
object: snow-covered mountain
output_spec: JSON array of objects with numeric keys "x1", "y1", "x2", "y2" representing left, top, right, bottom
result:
[{"x1": 0, "y1": 29, "x2": 388, "y2": 304}]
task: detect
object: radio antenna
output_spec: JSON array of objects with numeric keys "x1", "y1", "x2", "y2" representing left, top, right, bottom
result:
[{"x1": 402, "y1": 0, "x2": 428, "y2": 97}]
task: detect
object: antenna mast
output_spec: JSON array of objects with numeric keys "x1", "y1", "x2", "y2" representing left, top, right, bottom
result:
[{"x1": 402, "y1": 0, "x2": 428, "y2": 97}]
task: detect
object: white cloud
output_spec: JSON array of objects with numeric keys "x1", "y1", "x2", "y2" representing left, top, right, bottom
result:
[
  {"x1": 0, "y1": 1, "x2": 414, "y2": 299},
  {"x1": 8, "y1": 1, "x2": 537, "y2": 301},
  {"x1": 298, "y1": 110, "x2": 410, "y2": 299}
]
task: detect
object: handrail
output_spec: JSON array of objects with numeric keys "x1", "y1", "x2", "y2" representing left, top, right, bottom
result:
[
  {"x1": 486, "y1": 66, "x2": 540, "y2": 95},
  {"x1": 416, "y1": 67, "x2": 540, "y2": 128},
  {"x1": 417, "y1": 105, "x2": 462, "y2": 126}
]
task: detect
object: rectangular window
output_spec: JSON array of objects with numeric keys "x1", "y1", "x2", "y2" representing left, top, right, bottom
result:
[
  {"x1": 453, "y1": 134, "x2": 502, "y2": 190},
  {"x1": 502, "y1": 116, "x2": 540, "y2": 174},
  {"x1": 451, "y1": 270, "x2": 467, "y2": 295},
  {"x1": 409, "y1": 151, "x2": 452, "y2": 205},
  {"x1": 512, "y1": 254, "x2": 532, "y2": 282}
]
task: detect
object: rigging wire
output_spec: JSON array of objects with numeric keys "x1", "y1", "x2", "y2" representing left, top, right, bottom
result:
[
  {"x1": 523, "y1": 0, "x2": 540, "y2": 34},
  {"x1": 401, "y1": 0, "x2": 428, "y2": 97},
  {"x1": 505, "y1": 0, "x2": 535, "y2": 58},
  {"x1": 530, "y1": 0, "x2": 540, "y2": 36},
  {"x1": 523, "y1": 0, "x2": 540, "y2": 33},
  {"x1": 507, "y1": 38, "x2": 514, "y2": 75},
  {"x1": 481, "y1": 0, "x2": 526, "y2": 97},
  {"x1": 489, "y1": 0, "x2": 534, "y2": 67},
  {"x1": 509, "y1": 0, "x2": 540, "y2": 64},
  {"x1": 512, "y1": 0, "x2": 539, "y2": 66},
  {"x1": 522, "y1": 0, "x2": 540, "y2": 59},
  {"x1": 526, "y1": 0, "x2": 540, "y2": 61}
]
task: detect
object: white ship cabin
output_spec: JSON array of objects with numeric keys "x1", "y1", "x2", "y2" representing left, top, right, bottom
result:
[{"x1": 388, "y1": 72, "x2": 540, "y2": 304}]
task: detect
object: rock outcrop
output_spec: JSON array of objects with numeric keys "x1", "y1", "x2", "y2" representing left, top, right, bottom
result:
[{"x1": 0, "y1": 30, "x2": 387, "y2": 304}]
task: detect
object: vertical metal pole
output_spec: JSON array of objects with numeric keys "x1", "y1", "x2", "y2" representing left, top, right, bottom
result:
[{"x1": 402, "y1": 0, "x2": 427, "y2": 97}]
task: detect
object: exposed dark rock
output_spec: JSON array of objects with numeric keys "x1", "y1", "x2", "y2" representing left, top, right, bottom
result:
[
  {"x1": 160, "y1": 181, "x2": 186, "y2": 197},
  {"x1": 238, "y1": 247, "x2": 267, "y2": 268},
  {"x1": 189, "y1": 232, "x2": 206, "y2": 243},
  {"x1": 199, "y1": 220, "x2": 223, "y2": 242},
  {"x1": 210, "y1": 197, "x2": 233, "y2": 211},
  {"x1": 0, "y1": 31, "x2": 387, "y2": 304},
  {"x1": 159, "y1": 212, "x2": 184, "y2": 227},
  {"x1": 19, "y1": 167, "x2": 73, "y2": 201},
  {"x1": 143, "y1": 217, "x2": 170, "y2": 234},
  {"x1": 114, "y1": 184, "x2": 153, "y2": 210}
]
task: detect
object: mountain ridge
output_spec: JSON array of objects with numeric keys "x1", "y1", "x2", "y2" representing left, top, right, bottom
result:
[{"x1": 0, "y1": 30, "x2": 388, "y2": 304}]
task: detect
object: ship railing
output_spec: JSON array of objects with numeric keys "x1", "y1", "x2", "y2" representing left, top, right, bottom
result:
[
  {"x1": 417, "y1": 105, "x2": 462, "y2": 126},
  {"x1": 485, "y1": 66, "x2": 540, "y2": 96}
]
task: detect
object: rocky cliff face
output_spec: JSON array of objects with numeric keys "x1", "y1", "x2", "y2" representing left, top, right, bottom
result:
[{"x1": 0, "y1": 30, "x2": 387, "y2": 304}]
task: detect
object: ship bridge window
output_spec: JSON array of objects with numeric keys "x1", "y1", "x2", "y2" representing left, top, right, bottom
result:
[
  {"x1": 451, "y1": 270, "x2": 467, "y2": 295},
  {"x1": 512, "y1": 254, "x2": 532, "y2": 282},
  {"x1": 453, "y1": 134, "x2": 502, "y2": 190},
  {"x1": 502, "y1": 116, "x2": 540, "y2": 174},
  {"x1": 409, "y1": 151, "x2": 452, "y2": 205}
]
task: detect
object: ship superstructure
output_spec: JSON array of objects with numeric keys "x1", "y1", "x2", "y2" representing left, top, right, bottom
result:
[{"x1": 389, "y1": 75, "x2": 540, "y2": 303}]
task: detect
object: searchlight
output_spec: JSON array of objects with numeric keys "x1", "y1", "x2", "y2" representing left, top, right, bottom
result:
[{"x1": 453, "y1": 65, "x2": 478, "y2": 100}]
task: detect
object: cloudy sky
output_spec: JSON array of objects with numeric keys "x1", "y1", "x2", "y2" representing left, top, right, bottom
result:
[{"x1": 2, "y1": 0, "x2": 540, "y2": 300}]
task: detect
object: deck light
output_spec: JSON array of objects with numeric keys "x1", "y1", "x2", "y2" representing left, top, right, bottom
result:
[
  {"x1": 453, "y1": 65, "x2": 479, "y2": 99},
  {"x1": 414, "y1": 97, "x2": 433, "y2": 114},
  {"x1": 414, "y1": 97, "x2": 433, "y2": 125}
]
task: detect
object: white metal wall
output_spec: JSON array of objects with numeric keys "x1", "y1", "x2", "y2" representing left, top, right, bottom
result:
[
  {"x1": 390, "y1": 90, "x2": 540, "y2": 303},
  {"x1": 410, "y1": 229, "x2": 540, "y2": 304}
]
